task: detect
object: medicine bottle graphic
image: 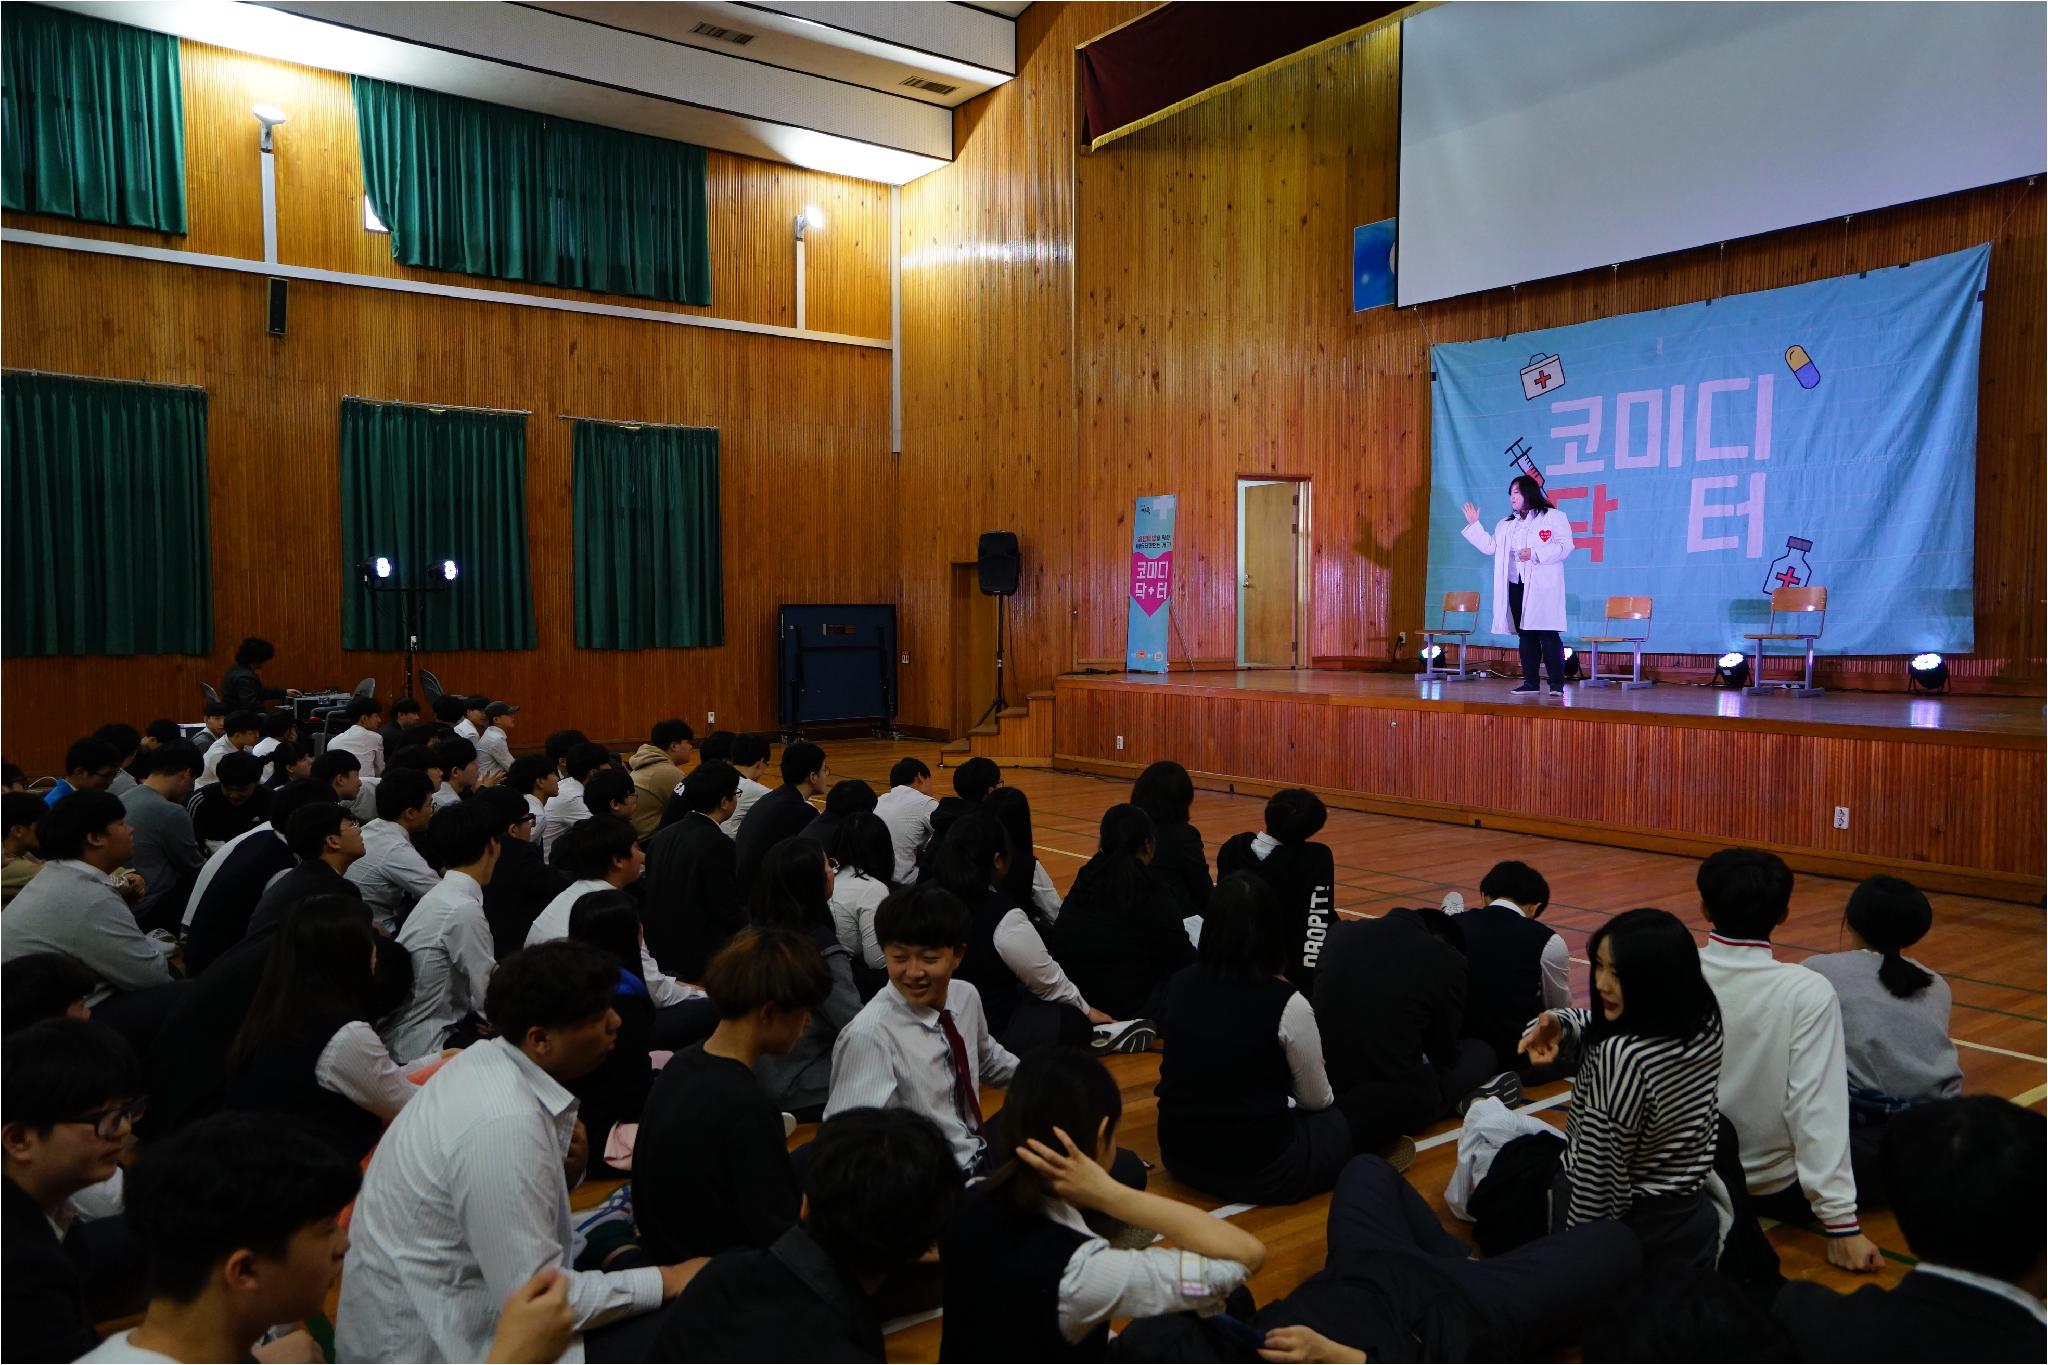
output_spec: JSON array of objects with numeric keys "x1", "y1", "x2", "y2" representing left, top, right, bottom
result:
[{"x1": 1762, "y1": 536, "x2": 1814, "y2": 594}]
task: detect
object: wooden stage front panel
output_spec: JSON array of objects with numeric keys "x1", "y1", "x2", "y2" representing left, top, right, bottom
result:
[{"x1": 1052, "y1": 671, "x2": 2046, "y2": 900}]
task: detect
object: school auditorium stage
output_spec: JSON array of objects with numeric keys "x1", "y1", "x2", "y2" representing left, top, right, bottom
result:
[{"x1": 1051, "y1": 669, "x2": 2046, "y2": 902}]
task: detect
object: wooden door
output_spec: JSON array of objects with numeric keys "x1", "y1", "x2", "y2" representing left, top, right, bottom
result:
[{"x1": 1241, "y1": 482, "x2": 1301, "y2": 666}]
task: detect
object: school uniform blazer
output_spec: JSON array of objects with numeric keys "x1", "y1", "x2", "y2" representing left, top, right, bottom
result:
[
  {"x1": 1461, "y1": 508, "x2": 1574, "y2": 634},
  {"x1": 1775, "y1": 1270, "x2": 2046, "y2": 1363}
]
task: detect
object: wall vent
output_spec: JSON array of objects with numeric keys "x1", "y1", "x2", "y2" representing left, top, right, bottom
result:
[
  {"x1": 900, "y1": 76, "x2": 959, "y2": 94},
  {"x1": 691, "y1": 22, "x2": 755, "y2": 45}
]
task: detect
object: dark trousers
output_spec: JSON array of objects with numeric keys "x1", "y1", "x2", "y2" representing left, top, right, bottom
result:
[
  {"x1": 1508, "y1": 582, "x2": 1567, "y2": 688},
  {"x1": 1334, "y1": 1038, "x2": 1498, "y2": 1151},
  {"x1": 1164, "y1": 1105, "x2": 1353, "y2": 1207},
  {"x1": 994, "y1": 994, "x2": 1093, "y2": 1059},
  {"x1": 1327, "y1": 1155, "x2": 1642, "y2": 1351},
  {"x1": 93, "y1": 980, "x2": 190, "y2": 1057}
]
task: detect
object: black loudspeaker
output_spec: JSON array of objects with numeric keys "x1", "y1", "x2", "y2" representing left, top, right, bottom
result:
[
  {"x1": 977, "y1": 531, "x2": 1019, "y2": 596},
  {"x1": 266, "y1": 277, "x2": 288, "y2": 336}
]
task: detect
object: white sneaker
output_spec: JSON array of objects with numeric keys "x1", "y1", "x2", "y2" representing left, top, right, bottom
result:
[
  {"x1": 1091, "y1": 1019, "x2": 1160, "y2": 1054},
  {"x1": 1440, "y1": 891, "x2": 1466, "y2": 915}
]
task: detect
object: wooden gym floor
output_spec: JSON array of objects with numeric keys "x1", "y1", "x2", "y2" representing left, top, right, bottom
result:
[{"x1": 531, "y1": 738, "x2": 2041, "y2": 1358}]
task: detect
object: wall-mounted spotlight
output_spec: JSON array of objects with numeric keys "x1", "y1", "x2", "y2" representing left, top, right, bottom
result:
[
  {"x1": 793, "y1": 205, "x2": 825, "y2": 241},
  {"x1": 441, "y1": 559, "x2": 461, "y2": 583},
  {"x1": 252, "y1": 103, "x2": 288, "y2": 153}
]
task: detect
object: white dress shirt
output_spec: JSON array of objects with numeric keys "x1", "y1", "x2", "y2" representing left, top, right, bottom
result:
[
  {"x1": 524, "y1": 792, "x2": 551, "y2": 859},
  {"x1": 718, "y1": 775, "x2": 771, "y2": 838},
  {"x1": 75, "y1": 1330, "x2": 177, "y2": 1362},
  {"x1": 991, "y1": 903, "x2": 1091, "y2": 1015},
  {"x1": 383, "y1": 870, "x2": 493, "y2": 1064},
  {"x1": 827, "y1": 978, "x2": 1018, "y2": 1173},
  {"x1": 345, "y1": 819, "x2": 442, "y2": 933},
  {"x1": 1699, "y1": 934, "x2": 1860, "y2": 1234},
  {"x1": 195, "y1": 734, "x2": 240, "y2": 787},
  {"x1": 873, "y1": 785, "x2": 938, "y2": 882},
  {"x1": 1276, "y1": 991, "x2": 1337, "y2": 1109},
  {"x1": 1030, "y1": 862, "x2": 1063, "y2": 923},
  {"x1": 180, "y1": 822, "x2": 272, "y2": 926},
  {"x1": 525, "y1": 879, "x2": 702, "y2": 1007},
  {"x1": 328, "y1": 722, "x2": 386, "y2": 780},
  {"x1": 1045, "y1": 1197, "x2": 1251, "y2": 1342},
  {"x1": 829, "y1": 870, "x2": 890, "y2": 968},
  {"x1": 477, "y1": 726, "x2": 513, "y2": 781},
  {"x1": 542, "y1": 779, "x2": 589, "y2": 860},
  {"x1": 334, "y1": 1038, "x2": 665, "y2": 1364},
  {"x1": 316, "y1": 1020, "x2": 417, "y2": 1120},
  {"x1": 454, "y1": 718, "x2": 481, "y2": 740}
]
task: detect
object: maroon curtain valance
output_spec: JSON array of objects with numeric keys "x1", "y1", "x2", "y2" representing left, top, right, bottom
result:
[{"x1": 1078, "y1": 2, "x2": 1412, "y2": 150}]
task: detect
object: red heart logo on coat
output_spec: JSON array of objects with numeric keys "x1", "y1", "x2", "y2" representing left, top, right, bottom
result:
[{"x1": 1538, "y1": 529, "x2": 1552, "y2": 542}]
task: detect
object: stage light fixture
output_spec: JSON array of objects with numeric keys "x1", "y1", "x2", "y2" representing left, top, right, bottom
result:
[
  {"x1": 1561, "y1": 647, "x2": 1582, "y2": 681},
  {"x1": 1419, "y1": 644, "x2": 1443, "y2": 661},
  {"x1": 1908, "y1": 652, "x2": 1948, "y2": 693},
  {"x1": 358, "y1": 556, "x2": 394, "y2": 583},
  {"x1": 441, "y1": 559, "x2": 460, "y2": 582},
  {"x1": 1713, "y1": 651, "x2": 1750, "y2": 689}
]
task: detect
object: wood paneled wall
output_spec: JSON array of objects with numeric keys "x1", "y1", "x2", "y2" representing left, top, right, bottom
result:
[
  {"x1": 895, "y1": 1, "x2": 1152, "y2": 733},
  {"x1": 1068, "y1": 23, "x2": 2047, "y2": 691},
  {"x1": 2, "y1": 40, "x2": 895, "y2": 773}
]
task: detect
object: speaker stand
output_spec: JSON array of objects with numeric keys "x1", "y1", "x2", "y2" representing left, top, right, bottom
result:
[{"x1": 973, "y1": 593, "x2": 1011, "y2": 730}]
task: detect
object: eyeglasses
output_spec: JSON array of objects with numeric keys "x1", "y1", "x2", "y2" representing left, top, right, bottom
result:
[{"x1": 58, "y1": 1096, "x2": 147, "y2": 1140}]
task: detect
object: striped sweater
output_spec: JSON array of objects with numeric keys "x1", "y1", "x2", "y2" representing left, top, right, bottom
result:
[{"x1": 1556, "y1": 1009, "x2": 1723, "y2": 1227}]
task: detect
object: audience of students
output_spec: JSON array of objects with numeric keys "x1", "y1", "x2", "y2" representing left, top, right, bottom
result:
[
  {"x1": 1800, "y1": 874, "x2": 1963, "y2": 1202},
  {"x1": 1696, "y1": 848, "x2": 1881, "y2": 1272},
  {"x1": 185, "y1": 750, "x2": 269, "y2": 849},
  {"x1": 1054, "y1": 803, "x2": 1200, "y2": 1021},
  {"x1": 1155, "y1": 872, "x2": 1349, "y2": 1205},
  {"x1": 198, "y1": 712, "x2": 263, "y2": 788},
  {"x1": 633, "y1": 928, "x2": 828, "y2": 1263},
  {"x1": 642, "y1": 760, "x2": 745, "y2": 978},
  {"x1": 44, "y1": 736, "x2": 124, "y2": 807},
  {"x1": 93, "y1": 724, "x2": 143, "y2": 798},
  {"x1": 734, "y1": 741, "x2": 830, "y2": 896},
  {"x1": 476, "y1": 700, "x2": 520, "y2": 782},
  {"x1": 1, "y1": 713, "x2": 2030, "y2": 1365},
  {"x1": 1, "y1": 789, "x2": 49, "y2": 905},
  {"x1": 1129, "y1": 759, "x2": 1213, "y2": 920},
  {"x1": 1215, "y1": 788, "x2": 1337, "y2": 994},
  {"x1": 542, "y1": 741, "x2": 612, "y2": 858},
  {"x1": 627, "y1": 719, "x2": 695, "y2": 838},
  {"x1": 376, "y1": 696, "x2": 422, "y2": 754},
  {"x1": 749, "y1": 836, "x2": 864, "y2": 1118}
]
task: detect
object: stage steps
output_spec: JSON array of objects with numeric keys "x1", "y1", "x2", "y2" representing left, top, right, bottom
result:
[{"x1": 945, "y1": 690, "x2": 1056, "y2": 766}]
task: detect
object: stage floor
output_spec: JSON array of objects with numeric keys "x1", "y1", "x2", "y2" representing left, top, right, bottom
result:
[
  {"x1": 1051, "y1": 669, "x2": 2045, "y2": 897},
  {"x1": 1073, "y1": 668, "x2": 2043, "y2": 747}
]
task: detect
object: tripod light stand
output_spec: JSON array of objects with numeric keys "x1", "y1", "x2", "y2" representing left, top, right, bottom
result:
[{"x1": 357, "y1": 556, "x2": 459, "y2": 700}]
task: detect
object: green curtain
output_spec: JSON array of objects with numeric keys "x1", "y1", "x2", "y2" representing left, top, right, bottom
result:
[
  {"x1": 1, "y1": 4, "x2": 186, "y2": 232},
  {"x1": 352, "y1": 76, "x2": 711, "y2": 306},
  {"x1": 3, "y1": 373, "x2": 211, "y2": 656},
  {"x1": 339, "y1": 400, "x2": 537, "y2": 651},
  {"x1": 572, "y1": 422, "x2": 722, "y2": 649}
]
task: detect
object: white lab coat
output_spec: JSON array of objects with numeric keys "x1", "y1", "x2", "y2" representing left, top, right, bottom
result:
[{"x1": 1461, "y1": 508, "x2": 1574, "y2": 634}]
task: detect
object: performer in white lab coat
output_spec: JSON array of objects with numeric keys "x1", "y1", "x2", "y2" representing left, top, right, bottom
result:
[{"x1": 1461, "y1": 475, "x2": 1576, "y2": 695}]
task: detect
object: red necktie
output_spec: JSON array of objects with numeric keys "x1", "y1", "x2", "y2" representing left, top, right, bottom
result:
[{"x1": 937, "y1": 1008, "x2": 985, "y2": 1138}]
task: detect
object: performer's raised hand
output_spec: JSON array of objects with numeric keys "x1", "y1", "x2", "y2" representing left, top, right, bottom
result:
[{"x1": 1462, "y1": 501, "x2": 1481, "y2": 525}]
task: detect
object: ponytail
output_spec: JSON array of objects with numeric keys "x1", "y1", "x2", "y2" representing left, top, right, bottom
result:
[{"x1": 1844, "y1": 875, "x2": 1936, "y2": 1000}]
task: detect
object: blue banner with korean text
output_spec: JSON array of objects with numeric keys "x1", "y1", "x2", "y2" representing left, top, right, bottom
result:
[
  {"x1": 1426, "y1": 245, "x2": 1987, "y2": 655},
  {"x1": 1126, "y1": 495, "x2": 1177, "y2": 673}
]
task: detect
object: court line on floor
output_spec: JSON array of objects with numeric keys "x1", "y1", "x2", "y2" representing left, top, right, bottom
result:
[{"x1": 1955, "y1": 1038, "x2": 2048, "y2": 1064}]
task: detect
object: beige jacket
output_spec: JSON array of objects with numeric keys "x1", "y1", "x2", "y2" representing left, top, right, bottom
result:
[{"x1": 626, "y1": 745, "x2": 685, "y2": 839}]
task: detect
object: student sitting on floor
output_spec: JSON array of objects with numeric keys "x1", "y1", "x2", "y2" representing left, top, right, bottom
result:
[
  {"x1": 505, "y1": 753, "x2": 560, "y2": 857},
  {"x1": 716, "y1": 732, "x2": 775, "y2": 838},
  {"x1": 1053, "y1": 804, "x2": 1198, "y2": 1022},
  {"x1": 805, "y1": 779, "x2": 877, "y2": 867},
  {"x1": 432, "y1": 737, "x2": 484, "y2": 810},
  {"x1": 943, "y1": 1047, "x2": 1266, "y2": 1362},
  {"x1": 541, "y1": 741, "x2": 610, "y2": 859},
  {"x1": 383, "y1": 800, "x2": 502, "y2": 1064},
  {"x1": 825, "y1": 884, "x2": 1019, "y2": 1176},
  {"x1": 582, "y1": 766, "x2": 640, "y2": 828},
  {"x1": 634, "y1": 928, "x2": 831, "y2": 1264},
  {"x1": 931, "y1": 813, "x2": 1147, "y2": 1057},
  {"x1": 749, "y1": 837, "x2": 864, "y2": 1120},
  {"x1": 185, "y1": 750, "x2": 269, "y2": 852},
  {"x1": 1516, "y1": 907, "x2": 1725, "y2": 1270},
  {"x1": 985, "y1": 786, "x2": 1065, "y2": 923},
  {"x1": 337, "y1": 941, "x2": 702, "y2": 1364},
  {"x1": 642, "y1": 761, "x2": 745, "y2": 978},
  {"x1": 1696, "y1": 848, "x2": 1881, "y2": 1272},
  {"x1": 1773, "y1": 1096, "x2": 2046, "y2": 1362},
  {"x1": 874, "y1": 756, "x2": 938, "y2": 884},
  {"x1": 1214, "y1": 788, "x2": 1336, "y2": 995},
  {"x1": 475, "y1": 787, "x2": 567, "y2": 961},
  {"x1": 1130, "y1": 760, "x2": 1213, "y2": 921},
  {"x1": 923, "y1": 756, "x2": 1003, "y2": 869},
  {"x1": 1800, "y1": 875, "x2": 1963, "y2": 1205},
  {"x1": 1, "y1": 1018, "x2": 143, "y2": 1364},
  {"x1": 654, "y1": 1107, "x2": 964, "y2": 1362},
  {"x1": 1453, "y1": 859, "x2": 1569, "y2": 1083},
  {"x1": 733, "y1": 741, "x2": 830, "y2": 899},
  {"x1": 83, "y1": 1111, "x2": 360, "y2": 1365},
  {"x1": 1315, "y1": 905, "x2": 1505, "y2": 1153},
  {"x1": 245, "y1": 802, "x2": 365, "y2": 939},
  {"x1": 1, "y1": 953, "x2": 96, "y2": 1034},
  {"x1": 1, "y1": 789, "x2": 49, "y2": 906},
  {"x1": 827, "y1": 813, "x2": 897, "y2": 982},
  {"x1": 567, "y1": 889, "x2": 660, "y2": 1180},
  {"x1": 344, "y1": 767, "x2": 441, "y2": 933},
  {"x1": 182, "y1": 780, "x2": 331, "y2": 974},
  {"x1": 1155, "y1": 871, "x2": 1351, "y2": 1206},
  {"x1": 224, "y1": 895, "x2": 416, "y2": 1166}
]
